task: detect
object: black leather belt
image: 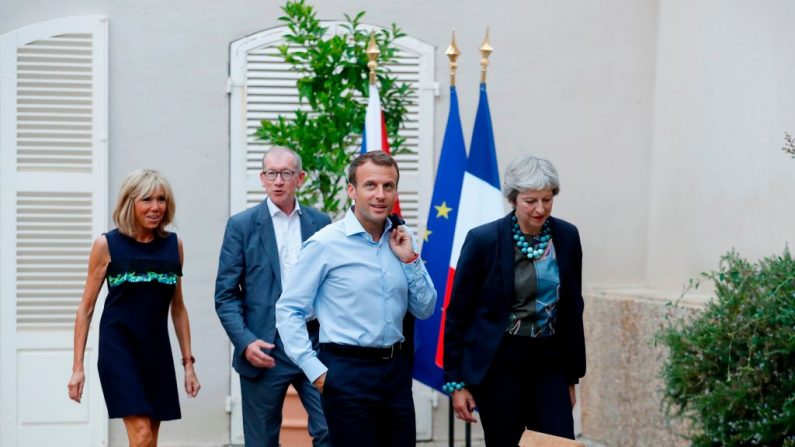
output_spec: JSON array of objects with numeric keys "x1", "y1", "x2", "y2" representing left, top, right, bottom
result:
[{"x1": 320, "y1": 342, "x2": 403, "y2": 360}]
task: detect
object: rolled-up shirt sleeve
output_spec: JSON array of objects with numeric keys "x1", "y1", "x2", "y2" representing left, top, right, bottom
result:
[{"x1": 275, "y1": 238, "x2": 328, "y2": 383}]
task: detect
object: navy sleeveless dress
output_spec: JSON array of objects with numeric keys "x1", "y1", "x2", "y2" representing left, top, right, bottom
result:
[{"x1": 97, "y1": 229, "x2": 182, "y2": 420}]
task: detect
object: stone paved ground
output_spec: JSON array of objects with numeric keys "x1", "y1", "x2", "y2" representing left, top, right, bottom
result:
[{"x1": 418, "y1": 437, "x2": 608, "y2": 447}]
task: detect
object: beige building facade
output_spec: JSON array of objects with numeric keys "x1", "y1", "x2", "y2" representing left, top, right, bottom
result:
[{"x1": 1, "y1": 1, "x2": 793, "y2": 445}]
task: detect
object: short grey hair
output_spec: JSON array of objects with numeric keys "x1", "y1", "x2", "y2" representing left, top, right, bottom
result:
[
  {"x1": 503, "y1": 154, "x2": 560, "y2": 204},
  {"x1": 262, "y1": 146, "x2": 302, "y2": 172}
]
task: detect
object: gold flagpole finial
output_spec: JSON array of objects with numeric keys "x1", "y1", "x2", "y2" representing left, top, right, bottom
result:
[
  {"x1": 479, "y1": 26, "x2": 493, "y2": 84},
  {"x1": 446, "y1": 30, "x2": 461, "y2": 87},
  {"x1": 366, "y1": 32, "x2": 380, "y2": 85}
]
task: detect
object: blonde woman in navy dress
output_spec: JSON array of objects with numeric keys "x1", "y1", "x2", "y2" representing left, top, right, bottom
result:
[{"x1": 68, "y1": 169, "x2": 200, "y2": 446}]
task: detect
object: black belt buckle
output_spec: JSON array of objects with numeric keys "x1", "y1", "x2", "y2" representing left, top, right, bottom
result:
[
  {"x1": 382, "y1": 344, "x2": 395, "y2": 360},
  {"x1": 382, "y1": 342, "x2": 401, "y2": 359}
]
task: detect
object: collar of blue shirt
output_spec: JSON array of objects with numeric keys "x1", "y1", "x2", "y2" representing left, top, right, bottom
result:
[{"x1": 342, "y1": 207, "x2": 394, "y2": 241}]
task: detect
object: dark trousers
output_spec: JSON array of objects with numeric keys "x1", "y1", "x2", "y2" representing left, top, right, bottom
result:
[
  {"x1": 318, "y1": 346, "x2": 415, "y2": 447},
  {"x1": 240, "y1": 335, "x2": 330, "y2": 447},
  {"x1": 471, "y1": 334, "x2": 574, "y2": 447}
]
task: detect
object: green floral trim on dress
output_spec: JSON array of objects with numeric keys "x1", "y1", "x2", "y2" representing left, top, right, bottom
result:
[{"x1": 108, "y1": 271, "x2": 178, "y2": 287}]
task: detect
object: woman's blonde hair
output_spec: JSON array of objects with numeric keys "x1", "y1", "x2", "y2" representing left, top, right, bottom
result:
[{"x1": 112, "y1": 169, "x2": 175, "y2": 237}]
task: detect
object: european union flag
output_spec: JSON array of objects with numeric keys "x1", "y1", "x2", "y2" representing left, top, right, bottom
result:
[{"x1": 413, "y1": 86, "x2": 467, "y2": 392}]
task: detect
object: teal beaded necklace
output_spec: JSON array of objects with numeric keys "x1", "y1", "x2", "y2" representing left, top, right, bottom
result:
[{"x1": 511, "y1": 214, "x2": 551, "y2": 260}]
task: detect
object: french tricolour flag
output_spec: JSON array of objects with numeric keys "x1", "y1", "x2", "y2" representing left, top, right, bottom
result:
[
  {"x1": 361, "y1": 83, "x2": 401, "y2": 216},
  {"x1": 450, "y1": 83, "x2": 502, "y2": 267}
]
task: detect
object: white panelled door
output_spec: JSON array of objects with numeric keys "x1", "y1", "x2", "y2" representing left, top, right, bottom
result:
[
  {"x1": 228, "y1": 24, "x2": 436, "y2": 443},
  {"x1": 0, "y1": 15, "x2": 108, "y2": 447}
]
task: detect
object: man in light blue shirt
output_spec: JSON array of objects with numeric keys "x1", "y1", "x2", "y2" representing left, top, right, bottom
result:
[{"x1": 276, "y1": 152, "x2": 436, "y2": 447}]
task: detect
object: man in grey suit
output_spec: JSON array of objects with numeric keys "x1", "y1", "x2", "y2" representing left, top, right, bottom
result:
[{"x1": 215, "y1": 146, "x2": 331, "y2": 446}]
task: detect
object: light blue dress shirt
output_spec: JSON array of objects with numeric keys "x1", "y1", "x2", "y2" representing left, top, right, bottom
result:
[{"x1": 275, "y1": 208, "x2": 437, "y2": 383}]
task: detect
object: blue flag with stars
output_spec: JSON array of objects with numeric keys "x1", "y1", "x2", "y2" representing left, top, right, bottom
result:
[{"x1": 413, "y1": 86, "x2": 467, "y2": 392}]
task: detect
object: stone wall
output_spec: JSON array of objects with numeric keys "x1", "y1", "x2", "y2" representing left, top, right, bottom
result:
[{"x1": 579, "y1": 288, "x2": 707, "y2": 447}]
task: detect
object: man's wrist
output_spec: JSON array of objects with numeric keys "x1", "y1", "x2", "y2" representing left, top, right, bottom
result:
[
  {"x1": 402, "y1": 251, "x2": 420, "y2": 264},
  {"x1": 303, "y1": 358, "x2": 328, "y2": 384}
]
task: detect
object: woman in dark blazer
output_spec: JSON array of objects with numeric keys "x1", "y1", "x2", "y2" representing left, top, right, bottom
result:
[{"x1": 443, "y1": 154, "x2": 585, "y2": 446}]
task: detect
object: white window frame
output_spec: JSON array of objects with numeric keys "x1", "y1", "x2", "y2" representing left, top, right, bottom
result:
[
  {"x1": 227, "y1": 22, "x2": 437, "y2": 444},
  {"x1": 0, "y1": 15, "x2": 108, "y2": 447}
]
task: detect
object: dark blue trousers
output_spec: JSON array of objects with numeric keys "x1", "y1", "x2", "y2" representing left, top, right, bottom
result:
[
  {"x1": 240, "y1": 334, "x2": 330, "y2": 447},
  {"x1": 318, "y1": 347, "x2": 415, "y2": 447},
  {"x1": 471, "y1": 334, "x2": 574, "y2": 447}
]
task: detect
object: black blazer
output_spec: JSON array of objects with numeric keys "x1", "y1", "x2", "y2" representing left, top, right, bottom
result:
[{"x1": 443, "y1": 213, "x2": 586, "y2": 386}]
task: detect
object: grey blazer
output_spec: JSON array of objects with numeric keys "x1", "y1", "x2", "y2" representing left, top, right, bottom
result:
[{"x1": 214, "y1": 200, "x2": 331, "y2": 378}]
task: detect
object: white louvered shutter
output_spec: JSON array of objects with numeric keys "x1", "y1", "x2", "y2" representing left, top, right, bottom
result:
[{"x1": 0, "y1": 15, "x2": 108, "y2": 447}]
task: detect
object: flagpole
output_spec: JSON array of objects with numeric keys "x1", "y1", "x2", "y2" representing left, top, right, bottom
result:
[
  {"x1": 366, "y1": 32, "x2": 379, "y2": 85},
  {"x1": 445, "y1": 30, "x2": 461, "y2": 447},
  {"x1": 463, "y1": 29, "x2": 495, "y2": 447},
  {"x1": 447, "y1": 30, "x2": 460, "y2": 87},
  {"x1": 479, "y1": 26, "x2": 493, "y2": 84},
  {"x1": 448, "y1": 400, "x2": 455, "y2": 447}
]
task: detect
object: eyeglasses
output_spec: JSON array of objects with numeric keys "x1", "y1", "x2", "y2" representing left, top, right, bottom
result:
[{"x1": 262, "y1": 170, "x2": 298, "y2": 181}]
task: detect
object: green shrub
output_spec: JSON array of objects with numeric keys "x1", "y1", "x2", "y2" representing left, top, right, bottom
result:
[{"x1": 659, "y1": 249, "x2": 795, "y2": 446}]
